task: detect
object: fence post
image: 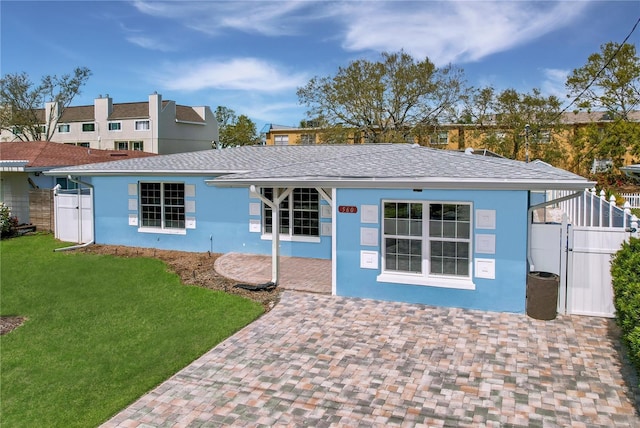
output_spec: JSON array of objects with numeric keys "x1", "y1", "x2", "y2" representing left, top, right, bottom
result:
[
  {"x1": 598, "y1": 190, "x2": 605, "y2": 227},
  {"x1": 624, "y1": 202, "x2": 631, "y2": 229},
  {"x1": 632, "y1": 215, "x2": 639, "y2": 239},
  {"x1": 609, "y1": 194, "x2": 616, "y2": 228},
  {"x1": 589, "y1": 188, "x2": 596, "y2": 227}
]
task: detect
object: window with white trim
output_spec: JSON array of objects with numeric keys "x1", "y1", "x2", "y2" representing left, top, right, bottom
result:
[
  {"x1": 591, "y1": 158, "x2": 613, "y2": 174},
  {"x1": 82, "y1": 123, "x2": 95, "y2": 132},
  {"x1": 430, "y1": 131, "x2": 449, "y2": 145},
  {"x1": 535, "y1": 130, "x2": 551, "y2": 144},
  {"x1": 382, "y1": 201, "x2": 471, "y2": 278},
  {"x1": 115, "y1": 141, "x2": 144, "y2": 151},
  {"x1": 274, "y1": 135, "x2": 289, "y2": 145},
  {"x1": 135, "y1": 120, "x2": 150, "y2": 131},
  {"x1": 263, "y1": 188, "x2": 319, "y2": 237},
  {"x1": 58, "y1": 124, "x2": 70, "y2": 133},
  {"x1": 139, "y1": 182, "x2": 185, "y2": 229},
  {"x1": 300, "y1": 134, "x2": 315, "y2": 145},
  {"x1": 108, "y1": 122, "x2": 121, "y2": 131}
]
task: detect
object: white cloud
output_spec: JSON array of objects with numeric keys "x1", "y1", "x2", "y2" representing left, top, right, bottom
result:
[
  {"x1": 156, "y1": 58, "x2": 308, "y2": 92},
  {"x1": 126, "y1": 36, "x2": 176, "y2": 52},
  {"x1": 131, "y1": 1, "x2": 591, "y2": 67},
  {"x1": 336, "y1": 1, "x2": 590, "y2": 66},
  {"x1": 540, "y1": 68, "x2": 570, "y2": 100},
  {"x1": 131, "y1": 0, "x2": 320, "y2": 36}
]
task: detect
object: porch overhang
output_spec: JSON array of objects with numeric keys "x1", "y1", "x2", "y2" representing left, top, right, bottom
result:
[{"x1": 236, "y1": 184, "x2": 333, "y2": 287}]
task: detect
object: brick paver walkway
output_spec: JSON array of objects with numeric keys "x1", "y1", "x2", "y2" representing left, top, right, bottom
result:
[
  {"x1": 102, "y1": 292, "x2": 639, "y2": 427},
  {"x1": 214, "y1": 253, "x2": 332, "y2": 294}
]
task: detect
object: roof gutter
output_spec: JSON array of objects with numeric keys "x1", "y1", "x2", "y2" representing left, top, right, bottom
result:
[
  {"x1": 54, "y1": 175, "x2": 95, "y2": 252},
  {"x1": 207, "y1": 177, "x2": 594, "y2": 192},
  {"x1": 44, "y1": 169, "x2": 247, "y2": 177},
  {"x1": 526, "y1": 190, "x2": 583, "y2": 271}
]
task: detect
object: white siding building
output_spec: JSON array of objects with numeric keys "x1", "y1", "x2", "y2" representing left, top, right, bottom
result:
[{"x1": 1, "y1": 93, "x2": 218, "y2": 154}]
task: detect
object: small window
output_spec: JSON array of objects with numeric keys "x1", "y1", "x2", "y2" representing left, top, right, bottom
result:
[
  {"x1": 82, "y1": 123, "x2": 95, "y2": 132},
  {"x1": 58, "y1": 124, "x2": 70, "y2": 133},
  {"x1": 140, "y1": 182, "x2": 185, "y2": 230},
  {"x1": 300, "y1": 134, "x2": 315, "y2": 145},
  {"x1": 274, "y1": 135, "x2": 289, "y2": 146},
  {"x1": 131, "y1": 141, "x2": 144, "y2": 151},
  {"x1": 108, "y1": 122, "x2": 121, "y2": 131},
  {"x1": 115, "y1": 141, "x2": 129, "y2": 150},
  {"x1": 78, "y1": 142, "x2": 90, "y2": 148},
  {"x1": 263, "y1": 188, "x2": 319, "y2": 237},
  {"x1": 55, "y1": 177, "x2": 77, "y2": 190},
  {"x1": 536, "y1": 130, "x2": 551, "y2": 144},
  {"x1": 430, "y1": 131, "x2": 449, "y2": 145},
  {"x1": 591, "y1": 158, "x2": 613, "y2": 174},
  {"x1": 135, "y1": 120, "x2": 150, "y2": 131}
]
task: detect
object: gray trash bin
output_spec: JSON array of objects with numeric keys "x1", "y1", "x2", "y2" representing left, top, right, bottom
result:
[{"x1": 526, "y1": 271, "x2": 559, "y2": 320}]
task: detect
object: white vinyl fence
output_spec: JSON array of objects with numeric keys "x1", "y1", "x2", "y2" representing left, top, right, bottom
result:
[
  {"x1": 531, "y1": 188, "x2": 638, "y2": 318},
  {"x1": 54, "y1": 186, "x2": 93, "y2": 244},
  {"x1": 620, "y1": 192, "x2": 640, "y2": 209}
]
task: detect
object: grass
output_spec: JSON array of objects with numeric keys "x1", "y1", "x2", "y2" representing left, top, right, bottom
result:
[{"x1": 0, "y1": 234, "x2": 264, "y2": 427}]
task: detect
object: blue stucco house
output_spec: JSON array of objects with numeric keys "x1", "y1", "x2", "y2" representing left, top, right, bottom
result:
[{"x1": 48, "y1": 144, "x2": 591, "y2": 313}]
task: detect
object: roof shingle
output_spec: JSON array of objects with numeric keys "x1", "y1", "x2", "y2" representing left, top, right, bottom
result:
[
  {"x1": 47, "y1": 144, "x2": 591, "y2": 190},
  {"x1": 0, "y1": 141, "x2": 155, "y2": 168}
]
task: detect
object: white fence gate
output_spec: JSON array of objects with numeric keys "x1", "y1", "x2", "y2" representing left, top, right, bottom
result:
[
  {"x1": 531, "y1": 189, "x2": 638, "y2": 318},
  {"x1": 54, "y1": 187, "x2": 93, "y2": 244},
  {"x1": 566, "y1": 227, "x2": 628, "y2": 317}
]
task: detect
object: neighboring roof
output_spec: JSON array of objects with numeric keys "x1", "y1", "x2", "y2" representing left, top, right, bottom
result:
[
  {"x1": 560, "y1": 110, "x2": 640, "y2": 124},
  {"x1": 47, "y1": 144, "x2": 592, "y2": 191},
  {"x1": 175, "y1": 105, "x2": 205, "y2": 123},
  {"x1": 621, "y1": 164, "x2": 640, "y2": 181},
  {"x1": 59, "y1": 105, "x2": 95, "y2": 122},
  {"x1": 0, "y1": 141, "x2": 156, "y2": 171},
  {"x1": 38, "y1": 100, "x2": 206, "y2": 123},
  {"x1": 109, "y1": 102, "x2": 149, "y2": 120}
]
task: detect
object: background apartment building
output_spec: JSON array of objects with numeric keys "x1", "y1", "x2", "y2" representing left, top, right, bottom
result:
[
  {"x1": 1, "y1": 93, "x2": 219, "y2": 155},
  {"x1": 262, "y1": 111, "x2": 640, "y2": 174}
]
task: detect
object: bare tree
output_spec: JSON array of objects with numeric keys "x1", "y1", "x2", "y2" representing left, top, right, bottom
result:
[{"x1": 0, "y1": 67, "x2": 91, "y2": 141}]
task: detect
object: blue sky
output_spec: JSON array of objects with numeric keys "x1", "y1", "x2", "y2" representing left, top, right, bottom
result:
[{"x1": 2, "y1": 1, "x2": 639, "y2": 131}]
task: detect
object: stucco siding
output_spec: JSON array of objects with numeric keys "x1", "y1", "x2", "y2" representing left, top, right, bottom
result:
[
  {"x1": 91, "y1": 176, "x2": 331, "y2": 258},
  {"x1": 333, "y1": 188, "x2": 529, "y2": 313}
]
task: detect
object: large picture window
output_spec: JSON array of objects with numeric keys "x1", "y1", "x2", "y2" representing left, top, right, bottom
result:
[
  {"x1": 382, "y1": 200, "x2": 472, "y2": 280},
  {"x1": 263, "y1": 188, "x2": 319, "y2": 237},
  {"x1": 140, "y1": 182, "x2": 185, "y2": 229}
]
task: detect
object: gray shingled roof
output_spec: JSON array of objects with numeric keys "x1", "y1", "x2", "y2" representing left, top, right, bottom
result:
[{"x1": 47, "y1": 144, "x2": 592, "y2": 190}]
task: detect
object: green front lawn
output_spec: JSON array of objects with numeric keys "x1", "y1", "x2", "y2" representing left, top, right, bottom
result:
[{"x1": 0, "y1": 234, "x2": 264, "y2": 427}]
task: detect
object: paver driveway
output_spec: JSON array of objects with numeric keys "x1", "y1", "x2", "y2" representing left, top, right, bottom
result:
[{"x1": 103, "y1": 291, "x2": 639, "y2": 427}]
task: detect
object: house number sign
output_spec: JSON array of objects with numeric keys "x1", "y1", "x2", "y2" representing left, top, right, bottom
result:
[{"x1": 338, "y1": 205, "x2": 358, "y2": 214}]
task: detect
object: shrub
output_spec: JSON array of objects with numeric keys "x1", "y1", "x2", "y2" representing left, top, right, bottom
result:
[
  {"x1": 0, "y1": 202, "x2": 18, "y2": 237},
  {"x1": 611, "y1": 237, "x2": 640, "y2": 378}
]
